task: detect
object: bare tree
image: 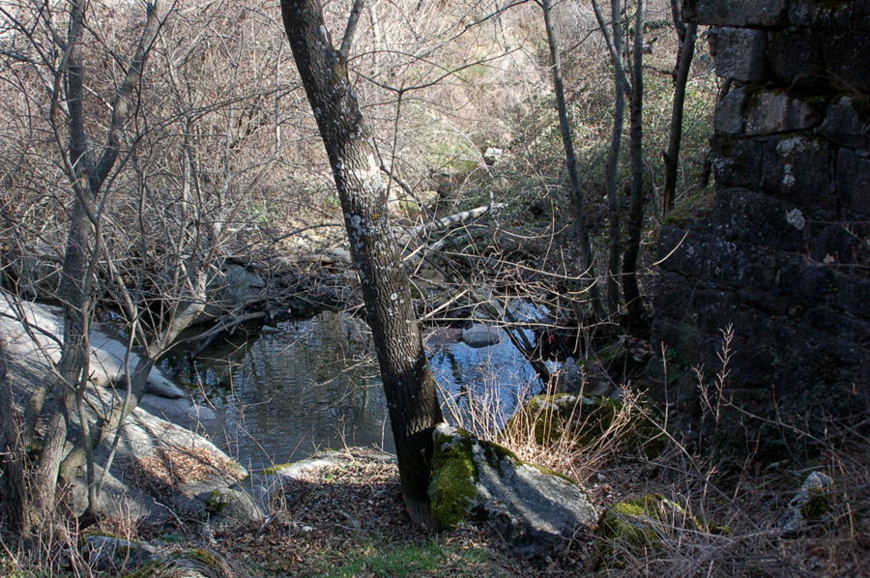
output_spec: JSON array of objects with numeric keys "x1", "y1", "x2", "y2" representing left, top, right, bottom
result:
[
  {"x1": 539, "y1": 0, "x2": 605, "y2": 320},
  {"x1": 591, "y1": 0, "x2": 628, "y2": 314},
  {"x1": 662, "y1": 0, "x2": 698, "y2": 215},
  {"x1": 621, "y1": 0, "x2": 647, "y2": 332},
  {"x1": 0, "y1": 0, "x2": 179, "y2": 535},
  {"x1": 591, "y1": 0, "x2": 647, "y2": 331},
  {"x1": 280, "y1": 0, "x2": 443, "y2": 527}
]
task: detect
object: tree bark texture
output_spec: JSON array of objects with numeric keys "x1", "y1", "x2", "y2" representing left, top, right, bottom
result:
[
  {"x1": 280, "y1": 0, "x2": 443, "y2": 525},
  {"x1": 0, "y1": 339, "x2": 33, "y2": 536},
  {"x1": 604, "y1": 0, "x2": 625, "y2": 314},
  {"x1": 23, "y1": 0, "x2": 168, "y2": 531}
]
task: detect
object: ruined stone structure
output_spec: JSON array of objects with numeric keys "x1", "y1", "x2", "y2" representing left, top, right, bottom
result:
[{"x1": 652, "y1": 0, "x2": 868, "y2": 449}]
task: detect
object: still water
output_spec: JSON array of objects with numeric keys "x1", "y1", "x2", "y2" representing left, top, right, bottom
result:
[{"x1": 166, "y1": 311, "x2": 543, "y2": 471}]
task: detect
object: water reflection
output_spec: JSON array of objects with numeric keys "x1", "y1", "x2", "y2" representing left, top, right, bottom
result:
[
  {"x1": 167, "y1": 312, "x2": 544, "y2": 470},
  {"x1": 169, "y1": 312, "x2": 389, "y2": 471},
  {"x1": 428, "y1": 326, "x2": 543, "y2": 429}
]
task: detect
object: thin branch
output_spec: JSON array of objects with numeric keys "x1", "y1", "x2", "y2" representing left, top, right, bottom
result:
[
  {"x1": 96, "y1": 0, "x2": 173, "y2": 184},
  {"x1": 590, "y1": 0, "x2": 632, "y2": 96},
  {"x1": 339, "y1": 0, "x2": 366, "y2": 60}
]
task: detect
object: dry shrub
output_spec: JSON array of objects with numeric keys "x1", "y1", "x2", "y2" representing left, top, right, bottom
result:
[
  {"x1": 590, "y1": 330, "x2": 869, "y2": 577},
  {"x1": 440, "y1": 327, "x2": 868, "y2": 576},
  {"x1": 439, "y1": 373, "x2": 661, "y2": 485}
]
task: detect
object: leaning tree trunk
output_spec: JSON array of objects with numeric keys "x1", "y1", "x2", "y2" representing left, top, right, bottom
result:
[
  {"x1": 662, "y1": 18, "x2": 697, "y2": 216},
  {"x1": 280, "y1": 0, "x2": 443, "y2": 526}
]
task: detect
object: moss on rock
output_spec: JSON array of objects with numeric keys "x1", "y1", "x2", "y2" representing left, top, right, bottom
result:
[
  {"x1": 427, "y1": 423, "x2": 598, "y2": 546},
  {"x1": 429, "y1": 426, "x2": 480, "y2": 529},
  {"x1": 596, "y1": 494, "x2": 702, "y2": 569},
  {"x1": 205, "y1": 489, "x2": 227, "y2": 514},
  {"x1": 122, "y1": 548, "x2": 235, "y2": 578},
  {"x1": 261, "y1": 462, "x2": 294, "y2": 475}
]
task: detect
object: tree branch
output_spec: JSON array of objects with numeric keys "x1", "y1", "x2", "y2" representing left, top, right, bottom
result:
[
  {"x1": 339, "y1": 0, "x2": 365, "y2": 60},
  {"x1": 96, "y1": 0, "x2": 170, "y2": 184},
  {"x1": 590, "y1": 0, "x2": 632, "y2": 96}
]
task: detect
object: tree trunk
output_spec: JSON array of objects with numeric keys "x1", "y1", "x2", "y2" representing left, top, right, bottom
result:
[
  {"x1": 0, "y1": 339, "x2": 33, "y2": 537},
  {"x1": 622, "y1": 0, "x2": 648, "y2": 334},
  {"x1": 662, "y1": 20, "x2": 697, "y2": 215},
  {"x1": 23, "y1": 0, "x2": 168, "y2": 531},
  {"x1": 280, "y1": 0, "x2": 443, "y2": 527},
  {"x1": 604, "y1": 0, "x2": 626, "y2": 314},
  {"x1": 541, "y1": 0, "x2": 605, "y2": 320}
]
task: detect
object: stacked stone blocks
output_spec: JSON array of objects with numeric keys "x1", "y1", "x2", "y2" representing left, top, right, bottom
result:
[{"x1": 652, "y1": 0, "x2": 868, "y2": 436}]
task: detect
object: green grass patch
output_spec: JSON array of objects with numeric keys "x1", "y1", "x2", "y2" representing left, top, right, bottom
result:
[{"x1": 320, "y1": 539, "x2": 488, "y2": 578}]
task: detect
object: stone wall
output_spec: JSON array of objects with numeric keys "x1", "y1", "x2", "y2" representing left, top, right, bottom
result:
[{"x1": 652, "y1": 0, "x2": 868, "y2": 447}]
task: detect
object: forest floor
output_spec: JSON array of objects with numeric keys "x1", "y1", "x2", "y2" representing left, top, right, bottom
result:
[
  {"x1": 204, "y1": 448, "x2": 591, "y2": 577},
  {"x1": 196, "y1": 445, "x2": 867, "y2": 578}
]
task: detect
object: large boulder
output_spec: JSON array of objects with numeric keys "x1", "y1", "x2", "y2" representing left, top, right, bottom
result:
[
  {"x1": 204, "y1": 487, "x2": 266, "y2": 532},
  {"x1": 0, "y1": 292, "x2": 187, "y2": 399},
  {"x1": 195, "y1": 262, "x2": 267, "y2": 324},
  {"x1": 219, "y1": 263, "x2": 266, "y2": 308},
  {"x1": 65, "y1": 387, "x2": 248, "y2": 525},
  {"x1": 0, "y1": 292, "x2": 246, "y2": 526},
  {"x1": 428, "y1": 424, "x2": 598, "y2": 552}
]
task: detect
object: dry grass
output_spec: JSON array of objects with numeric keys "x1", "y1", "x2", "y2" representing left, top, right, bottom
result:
[{"x1": 440, "y1": 330, "x2": 869, "y2": 577}]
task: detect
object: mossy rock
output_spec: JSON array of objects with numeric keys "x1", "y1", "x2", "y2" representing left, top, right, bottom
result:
[
  {"x1": 800, "y1": 471, "x2": 835, "y2": 520},
  {"x1": 428, "y1": 424, "x2": 598, "y2": 550},
  {"x1": 261, "y1": 462, "x2": 294, "y2": 475},
  {"x1": 596, "y1": 494, "x2": 703, "y2": 569},
  {"x1": 205, "y1": 489, "x2": 227, "y2": 514},
  {"x1": 779, "y1": 471, "x2": 835, "y2": 533},
  {"x1": 428, "y1": 426, "x2": 484, "y2": 529},
  {"x1": 203, "y1": 487, "x2": 264, "y2": 530},
  {"x1": 507, "y1": 394, "x2": 666, "y2": 456}
]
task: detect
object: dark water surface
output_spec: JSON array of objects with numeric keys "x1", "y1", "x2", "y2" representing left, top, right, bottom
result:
[{"x1": 166, "y1": 311, "x2": 543, "y2": 471}]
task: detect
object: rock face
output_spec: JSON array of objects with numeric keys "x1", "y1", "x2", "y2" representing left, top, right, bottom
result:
[
  {"x1": 654, "y1": 0, "x2": 869, "y2": 451},
  {"x1": 428, "y1": 423, "x2": 598, "y2": 552},
  {"x1": 0, "y1": 293, "x2": 245, "y2": 525},
  {"x1": 0, "y1": 293, "x2": 187, "y2": 399}
]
